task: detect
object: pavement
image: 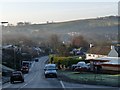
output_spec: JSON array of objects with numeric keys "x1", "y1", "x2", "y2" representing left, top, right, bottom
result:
[{"x1": 2, "y1": 56, "x2": 119, "y2": 90}]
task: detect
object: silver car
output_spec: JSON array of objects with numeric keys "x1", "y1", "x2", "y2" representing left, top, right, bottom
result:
[{"x1": 44, "y1": 64, "x2": 58, "y2": 78}]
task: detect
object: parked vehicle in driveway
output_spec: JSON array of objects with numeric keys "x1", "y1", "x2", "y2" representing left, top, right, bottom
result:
[
  {"x1": 71, "y1": 62, "x2": 90, "y2": 71},
  {"x1": 44, "y1": 64, "x2": 58, "y2": 78},
  {"x1": 10, "y1": 71, "x2": 24, "y2": 84},
  {"x1": 74, "y1": 66, "x2": 88, "y2": 72}
]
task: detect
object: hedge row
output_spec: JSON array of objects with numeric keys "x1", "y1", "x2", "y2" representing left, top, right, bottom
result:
[{"x1": 49, "y1": 55, "x2": 83, "y2": 67}]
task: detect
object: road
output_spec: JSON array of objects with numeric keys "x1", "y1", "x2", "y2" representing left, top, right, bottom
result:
[{"x1": 2, "y1": 56, "x2": 118, "y2": 90}]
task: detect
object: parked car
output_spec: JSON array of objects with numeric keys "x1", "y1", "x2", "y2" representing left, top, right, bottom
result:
[
  {"x1": 74, "y1": 66, "x2": 88, "y2": 72},
  {"x1": 71, "y1": 64, "x2": 78, "y2": 70},
  {"x1": 10, "y1": 71, "x2": 24, "y2": 84},
  {"x1": 44, "y1": 64, "x2": 58, "y2": 78},
  {"x1": 71, "y1": 62, "x2": 90, "y2": 71}
]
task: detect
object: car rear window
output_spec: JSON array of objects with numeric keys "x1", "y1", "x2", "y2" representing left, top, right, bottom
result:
[
  {"x1": 12, "y1": 72, "x2": 21, "y2": 76},
  {"x1": 45, "y1": 66, "x2": 56, "y2": 70}
]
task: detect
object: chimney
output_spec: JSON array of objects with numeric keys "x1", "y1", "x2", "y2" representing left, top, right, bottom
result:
[
  {"x1": 111, "y1": 45, "x2": 114, "y2": 50},
  {"x1": 90, "y1": 43, "x2": 94, "y2": 48}
]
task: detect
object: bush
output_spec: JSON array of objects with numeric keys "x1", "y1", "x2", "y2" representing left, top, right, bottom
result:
[{"x1": 50, "y1": 56, "x2": 83, "y2": 68}]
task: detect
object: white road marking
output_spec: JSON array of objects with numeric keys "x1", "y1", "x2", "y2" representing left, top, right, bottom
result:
[
  {"x1": 3, "y1": 61, "x2": 35, "y2": 88},
  {"x1": 19, "y1": 73, "x2": 37, "y2": 89},
  {"x1": 3, "y1": 56, "x2": 49, "y2": 89},
  {"x1": 60, "y1": 80, "x2": 65, "y2": 89},
  {"x1": 19, "y1": 56, "x2": 49, "y2": 89},
  {"x1": 18, "y1": 65, "x2": 38, "y2": 90}
]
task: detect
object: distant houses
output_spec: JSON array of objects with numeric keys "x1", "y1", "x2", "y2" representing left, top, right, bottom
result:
[
  {"x1": 2, "y1": 45, "x2": 45, "y2": 59},
  {"x1": 70, "y1": 48, "x2": 85, "y2": 55},
  {"x1": 86, "y1": 44, "x2": 119, "y2": 59}
]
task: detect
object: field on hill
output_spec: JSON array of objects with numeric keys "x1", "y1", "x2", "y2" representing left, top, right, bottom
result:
[{"x1": 2, "y1": 16, "x2": 119, "y2": 45}]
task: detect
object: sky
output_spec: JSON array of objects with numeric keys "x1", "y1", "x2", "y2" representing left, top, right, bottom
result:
[{"x1": 0, "y1": 0, "x2": 119, "y2": 25}]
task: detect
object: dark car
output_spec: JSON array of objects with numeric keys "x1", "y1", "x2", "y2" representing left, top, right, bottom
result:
[
  {"x1": 44, "y1": 64, "x2": 57, "y2": 78},
  {"x1": 35, "y1": 58, "x2": 39, "y2": 62},
  {"x1": 10, "y1": 71, "x2": 24, "y2": 84}
]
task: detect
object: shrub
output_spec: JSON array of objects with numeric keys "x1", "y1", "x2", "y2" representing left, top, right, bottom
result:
[{"x1": 50, "y1": 56, "x2": 83, "y2": 68}]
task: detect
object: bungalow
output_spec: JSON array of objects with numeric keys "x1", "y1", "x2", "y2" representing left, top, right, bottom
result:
[
  {"x1": 86, "y1": 45, "x2": 120, "y2": 72},
  {"x1": 100, "y1": 45, "x2": 120, "y2": 72},
  {"x1": 96, "y1": 57, "x2": 120, "y2": 71},
  {"x1": 70, "y1": 47, "x2": 85, "y2": 56},
  {"x1": 86, "y1": 46, "x2": 111, "y2": 60},
  {"x1": 108, "y1": 46, "x2": 118, "y2": 57}
]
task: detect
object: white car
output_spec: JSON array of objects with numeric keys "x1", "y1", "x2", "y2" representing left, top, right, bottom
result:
[{"x1": 71, "y1": 61, "x2": 90, "y2": 70}]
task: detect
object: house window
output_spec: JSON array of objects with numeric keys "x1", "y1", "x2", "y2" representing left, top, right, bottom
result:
[{"x1": 89, "y1": 54, "x2": 91, "y2": 56}]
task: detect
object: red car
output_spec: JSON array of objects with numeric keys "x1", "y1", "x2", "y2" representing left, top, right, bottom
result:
[{"x1": 21, "y1": 66, "x2": 29, "y2": 73}]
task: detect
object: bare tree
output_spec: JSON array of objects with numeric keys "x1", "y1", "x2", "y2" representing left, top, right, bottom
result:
[
  {"x1": 48, "y1": 34, "x2": 61, "y2": 51},
  {"x1": 71, "y1": 35, "x2": 89, "y2": 48}
]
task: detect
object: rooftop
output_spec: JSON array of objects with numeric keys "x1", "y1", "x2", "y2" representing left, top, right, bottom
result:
[{"x1": 87, "y1": 46, "x2": 111, "y2": 55}]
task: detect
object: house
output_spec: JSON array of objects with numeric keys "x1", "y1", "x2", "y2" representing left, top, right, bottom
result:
[
  {"x1": 86, "y1": 44, "x2": 120, "y2": 72},
  {"x1": 86, "y1": 59, "x2": 109, "y2": 72},
  {"x1": 96, "y1": 57, "x2": 120, "y2": 71},
  {"x1": 108, "y1": 46, "x2": 118, "y2": 57},
  {"x1": 70, "y1": 48, "x2": 85, "y2": 56},
  {"x1": 86, "y1": 46, "x2": 111, "y2": 60}
]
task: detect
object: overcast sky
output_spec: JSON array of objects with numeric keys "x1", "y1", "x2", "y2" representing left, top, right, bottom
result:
[{"x1": 0, "y1": 0, "x2": 119, "y2": 25}]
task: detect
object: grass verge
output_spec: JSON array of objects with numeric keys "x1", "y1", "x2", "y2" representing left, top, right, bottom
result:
[{"x1": 58, "y1": 70, "x2": 120, "y2": 87}]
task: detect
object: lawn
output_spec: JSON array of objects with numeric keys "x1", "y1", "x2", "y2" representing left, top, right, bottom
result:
[{"x1": 58, "y1": 70, "x2": 120, "y2": 87}]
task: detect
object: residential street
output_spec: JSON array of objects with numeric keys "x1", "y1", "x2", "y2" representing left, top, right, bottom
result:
[
  {"x1": 2, "y1": 56, "x2": 118, "y2": 90},
  {"x1": 1, "y1": 2, "x2": 120, "y2": 90}
]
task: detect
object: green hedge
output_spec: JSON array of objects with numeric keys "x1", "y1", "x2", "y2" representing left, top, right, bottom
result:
[{"x1": 49, "y1": 55, "x2": 83, "y2": 67}]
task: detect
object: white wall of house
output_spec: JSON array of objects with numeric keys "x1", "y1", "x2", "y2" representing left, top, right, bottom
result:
[
  {"x1": 108, "y1": 46, "x2": 118, "y2": 57},
  {"x1": 86, "y1": 54, "x2": 106, "y2": 60},
  {"x1": 98, "y1": 57, "x2": 120, "y2": 71}
]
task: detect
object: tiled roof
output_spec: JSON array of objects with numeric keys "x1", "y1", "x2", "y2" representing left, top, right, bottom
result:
[{"x1": 87, "y1": 46, "x2": 111, "y2": 55}]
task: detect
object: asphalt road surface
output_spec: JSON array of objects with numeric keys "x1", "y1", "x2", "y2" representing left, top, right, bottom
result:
[{"x1": 2, "y1": 56, "x2": 118, "y2": 90}]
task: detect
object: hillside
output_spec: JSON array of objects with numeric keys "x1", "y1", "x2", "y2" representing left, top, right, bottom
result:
[{"x1": 2, "y1": 16, "x2": 119, "y2": 44}]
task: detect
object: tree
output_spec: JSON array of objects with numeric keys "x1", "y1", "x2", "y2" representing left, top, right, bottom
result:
[
  {"x1": 17, "y1": 22, "x2": 24, "y2": 26},
  {"x1": 48, "y1": 34, "x2": 61, "y2": 52},
  {"x1": 71, "y1": 35, "x2": 89, "y2": 48},
  {"x1": 47, "y1": 34, "x2": 69, "y2": 56}
]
